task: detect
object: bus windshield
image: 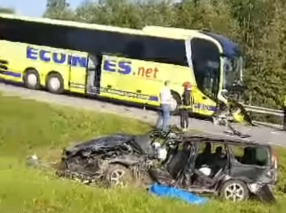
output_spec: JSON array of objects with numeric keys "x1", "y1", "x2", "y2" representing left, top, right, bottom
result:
[
  {"x1": 222, "y1": 56, "x2": 243, "y2": 90},
  {"x1": 190, "y1": 38, "x2": 220, "y2": 99}
]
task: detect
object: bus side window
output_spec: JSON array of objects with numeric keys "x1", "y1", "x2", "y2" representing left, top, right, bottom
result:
[{"x1": 124, "y1": 41, "x2": 145, "y2": 59}]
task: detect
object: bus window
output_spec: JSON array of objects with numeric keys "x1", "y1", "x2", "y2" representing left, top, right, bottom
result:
[
  {"x1": 67, "y1": 27, "x2": 188, "y2": 66},
  {"x1": 191, "y1": 38, "x2": 220, "y2": 99},
  {"x1": 0, "y1": 17, "x2": 188, "y2": 67},
  {"x1": 223, "y1": 56, "x2": 243, "y2": 90},
  {"x1": 137, "y1": 38, "x2": 188, "y2": 66}
]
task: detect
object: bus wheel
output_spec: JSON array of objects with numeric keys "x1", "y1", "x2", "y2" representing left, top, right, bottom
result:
[
  {"x1": 170, "y1": 92, "x2": 181, "y2": 115},
  {"x1": 46, "y1": 73, "x2": 64, "y2": 94},
  {"x1": 23, "y1": 69, "x2": 40, "y2": 90}
]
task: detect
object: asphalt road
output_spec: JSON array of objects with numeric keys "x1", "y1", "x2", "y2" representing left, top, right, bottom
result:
[{"x1": 0, "y1": 82, "x2": 285, "y2": 147}]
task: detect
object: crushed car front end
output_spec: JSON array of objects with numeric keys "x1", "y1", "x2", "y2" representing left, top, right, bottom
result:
[
  {"x1": 55, "y1": 128, "x2": 183, "y2": 187},
  {"x1": 56, "y1": 133, "x2": 151, "y2": 185}
]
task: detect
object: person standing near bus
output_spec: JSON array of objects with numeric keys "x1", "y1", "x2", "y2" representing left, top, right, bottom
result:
[
  {"x1": 179, "y1": 82, "x2": 193, "y2": 131},
  {"x1": 156, "y1": 80, "x2": 172, "y2": 132}
]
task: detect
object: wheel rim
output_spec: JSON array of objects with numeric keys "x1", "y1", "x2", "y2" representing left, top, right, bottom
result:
[
  {"x1": 224, "y1": 183, "x2": 245, "y2": 202},
  {"x1": 49, "y1": 77, "x2": 61, "y2": 91},
  {"x1": 110, "y1": 168, "x2": 127, "y2": 187},
  {"x1": 212, "y1": 117, "x2": 218, "y2": 125},
  {"x1": 27, "y1": 73, "x2": 38, "y2": 86},
  {"x1": 170, "y1": 97, "x2": 178, "y2": 111}
]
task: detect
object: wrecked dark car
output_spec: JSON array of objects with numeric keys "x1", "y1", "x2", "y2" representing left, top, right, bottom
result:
[
  {"x1": 56, "y1": 126, "x2": 183, "y2": 187},
  {"x1": 149, "y1": 133, "x2": 278, "y2": 203}
]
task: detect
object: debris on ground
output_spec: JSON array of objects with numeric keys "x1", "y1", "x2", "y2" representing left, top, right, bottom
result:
[{"x1": 26, "y1": 154, "x2": 40, "y2": 167}]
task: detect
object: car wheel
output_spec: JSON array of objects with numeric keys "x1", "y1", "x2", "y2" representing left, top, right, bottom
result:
[
  {"x1": 46, "y1": 73, "x2": 64, "y2": 94},
  {"x1": 23, "y1": 69, "x2": 40, "y2": 90},
  {"x1": 220, "y1": 180, "x2": 249, "y2": 202},
  {"x1": 105, "y1": 164, "x2": 134, "y2": 188}
]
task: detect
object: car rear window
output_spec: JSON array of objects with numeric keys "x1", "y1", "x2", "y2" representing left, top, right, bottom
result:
[{"x1": 231, "y1": 145, "x2": 270, "y2": 166}]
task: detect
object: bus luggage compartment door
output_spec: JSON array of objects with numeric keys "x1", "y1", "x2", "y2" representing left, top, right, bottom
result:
[
  {"x1": 68, "y1": 51, "x2": 88, "y2": 94},
  {"x1": 113, "y1": 57, "x2": 160, "y2": 105},
  {"x1": 99, "y1": 55, "x2": 119, "y2": 99},
  {"x1": 192, "y1": 89, "x2": 217, "y2": 116}
]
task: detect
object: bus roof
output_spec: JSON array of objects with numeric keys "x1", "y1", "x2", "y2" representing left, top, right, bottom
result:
[
  {"x1": 0, "y1": 13, "x2": 240, "y2": 52},
  {"x1": 0, "y1": 13, "x2": 144, "y2": 35},
  {"x1": 143, "y1": 26, "x2": 199, "y2": 36},
  {"x1": 201, "y1": 31, "x2": 241, "y2": 57},
  {"x1": 143, "y1": 26, "x2": 241, "y2": 57},
  {"x1": 0, "y1": 13, "x2": 191, "y2": 40}
]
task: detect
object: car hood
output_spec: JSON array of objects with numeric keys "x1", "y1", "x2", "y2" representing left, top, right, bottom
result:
[{"x1": 64, "y1": 133, "x2": 152, "y2": 156}]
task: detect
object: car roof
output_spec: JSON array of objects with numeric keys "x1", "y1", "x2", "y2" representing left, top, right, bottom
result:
[{"x1": 182, "y1": 132, "x2": 270, "y2": 148}]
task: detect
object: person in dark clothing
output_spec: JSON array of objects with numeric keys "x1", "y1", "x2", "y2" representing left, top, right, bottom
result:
[
  {"x1": 179, "y1": 82, "x2": 194, "y2": 131},
  {"x1": 195, "y1": 142, "x2": 211, "y2": 168}
]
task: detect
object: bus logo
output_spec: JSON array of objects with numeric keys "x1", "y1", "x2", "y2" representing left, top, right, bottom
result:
[
  {"x1": 103, "y1": 58, "x2": 159, "y2": 78},
  {"x1": 26, "y1": 47, "x2": 87, "y2": 68},
  {"x1": 103, "y1": 59, "x2": 131, "y2": 74}
]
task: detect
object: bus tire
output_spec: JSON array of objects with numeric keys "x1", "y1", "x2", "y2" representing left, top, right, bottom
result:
[
  {"x1": 23, "y1": 69, "x2": 40, "y2": 90},
  {"x1": 46, "y1": 72, "x2": 64, "y2": 94},
  {"x1": 171, "y1": 92, "x2": 181, "y2": 115}
]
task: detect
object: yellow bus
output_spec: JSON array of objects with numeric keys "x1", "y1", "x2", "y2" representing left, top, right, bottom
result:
[{"x1": 0, "y1": 14, "x2": 244, "y2": 120}]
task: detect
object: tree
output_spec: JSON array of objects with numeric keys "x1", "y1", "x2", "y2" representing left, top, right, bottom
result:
[
  {"x1": 44, "y1": 0, "x2": 75, "y2": 20},
  {"x1": 0, "y1": 6, "x2": 14, "y2": 14},
  {"x1": 75, "y1": 0, "x2": 176, "y2": 28}
]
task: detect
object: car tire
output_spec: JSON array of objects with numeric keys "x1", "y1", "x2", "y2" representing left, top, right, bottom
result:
[
  {"x1": 46, "y1": 72, "x2": 64, "y2": 94},
  {"x1": 220, "y1": 180, "x2": 249, "y2": 202},
  {"x1": 105, "y1": 164, "x2": 134, "y2": 188},
  {"x1": 23, "y1": 69, "x2": 40, "y2": 90}
]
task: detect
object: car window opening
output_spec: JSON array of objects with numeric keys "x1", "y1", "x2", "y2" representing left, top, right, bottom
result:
[
  {"x1": 231, "y1": 145, "x2": 269, "y2": 167},
  {"x1": 195, "y1": 142, "x2": 228, "y2": 178}
]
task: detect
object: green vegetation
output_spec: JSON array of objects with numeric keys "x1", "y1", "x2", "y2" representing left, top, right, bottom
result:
[
  {"x1": 0, "y1": 7, "x2": 14, "y2": 14},
  {"x1": 0, "y1": 94, "x2": 286, "y2": 213}
]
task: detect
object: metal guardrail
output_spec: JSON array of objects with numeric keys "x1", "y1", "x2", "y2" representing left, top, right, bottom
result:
[
  {"x1": 242, "y1": 104, "x2": 283, "y2": 117},
  {"x1": 240, "y1": 104, "x2": 283, "y2": 129}
]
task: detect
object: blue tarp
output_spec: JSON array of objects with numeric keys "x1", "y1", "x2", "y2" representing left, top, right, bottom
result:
[{"x1": 149, "y1": 183, "x2": 208, "y2": 205}]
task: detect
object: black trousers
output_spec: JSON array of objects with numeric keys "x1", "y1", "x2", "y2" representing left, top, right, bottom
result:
[{"x1": 180, "y1": 109, "x2": 189, "y2": 128}]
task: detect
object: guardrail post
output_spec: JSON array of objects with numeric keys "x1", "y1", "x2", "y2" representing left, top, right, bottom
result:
[{"x1": 283, "y1": 107, "x2": 286, "y2": 131}]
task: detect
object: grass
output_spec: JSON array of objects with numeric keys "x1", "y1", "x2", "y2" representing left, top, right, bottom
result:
[{"x1": 0, "y1": 94, "x2": 286, "y2": 213}]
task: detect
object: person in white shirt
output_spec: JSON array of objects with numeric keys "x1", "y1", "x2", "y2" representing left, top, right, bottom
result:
[{"x1": 156, "y1": 80, "x2": 172, "y2": 132}]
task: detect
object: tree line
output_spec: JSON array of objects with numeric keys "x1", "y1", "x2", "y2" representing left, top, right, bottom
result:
[{"x1": 2, "y1": 0, "x2": 286, "y2": 111}]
